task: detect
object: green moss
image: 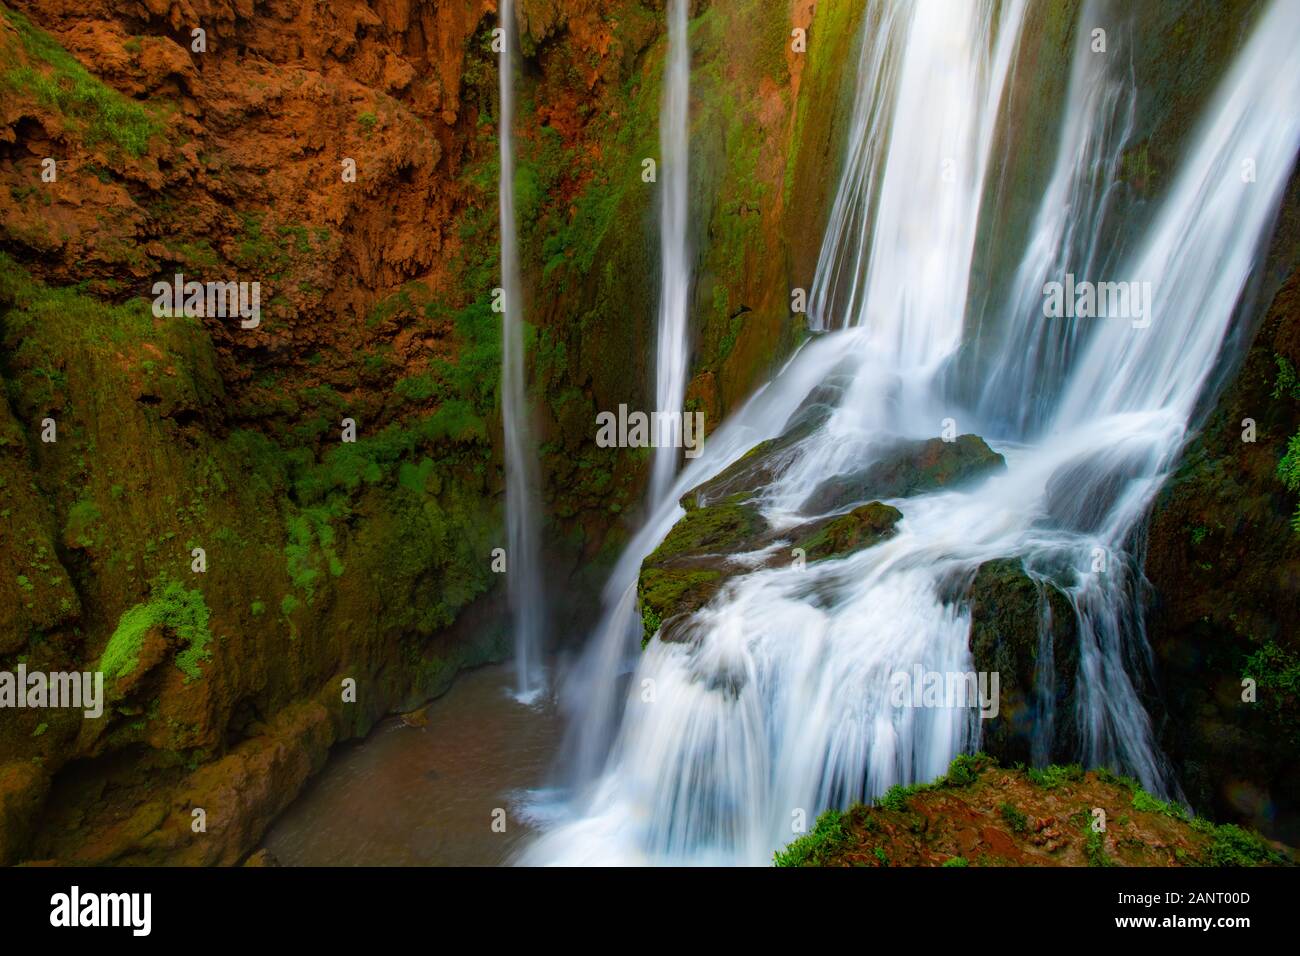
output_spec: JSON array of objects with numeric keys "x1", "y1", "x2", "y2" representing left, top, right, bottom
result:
[
  {"x1": 646, "y1": 495, "x2": 765, "y2": 564},
  {"x1": 797, "y1": 502, "x2": 902, "y2": 562},
  {"x1": 637, "y1": 566, "x2": 721, "y2": 646},
  {"x1": 1194, "y1": 820, "x2": 1286, "y2": 867},
  {"x1": 1271, "y1": 354, "x2": 1300, "y2": 401},
  {"x1": 1132, "y1": 789, "x2": 1189, "y2": 821},
  {"x1": 100, "y1": 579, "x2": 212, "y2": 683},
  {"x1": 0, "y1": 6, "x2": 161, "y2": 157},
  {"x1": 877, "y1": 785, "x2": 915, "y2": 812},
  {"x1": 66, "y1": 496, "x2": 101, "y2": 546},
  {"x1": 942, "y1": 856, "x2": 969, "y2": 868}
]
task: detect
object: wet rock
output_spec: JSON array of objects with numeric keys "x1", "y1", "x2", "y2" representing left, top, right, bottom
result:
[
  {"x1": 1042, "y1": 449, "x2": 1153, "y2": 534},
  {"x1": 678, "y1": 370, "x2": 854, "y2": 510},
  {"x1": 638, "y1": 493, "x2": 902, "y2": 647},
  {"x1": 638, "y1": 494, "x2": 768, "y2": 646},
  {"x1": 0, "y1": 761, "x2": 50, "y2": 866},
  {"x1": 802, "y1": 434, "x2": 1006, "y2": 515},
  {"x1": 794, "y1": 501, "x2": 902, "y2": 562},
  {"x1": 967, "y1": 559, "x2": 1078, "y2": 767}
]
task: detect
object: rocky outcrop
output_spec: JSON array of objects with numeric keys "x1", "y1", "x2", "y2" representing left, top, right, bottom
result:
[
  {"x1": 637, "y1": 421, "x2": 1009, "y2": 646},
  {"x1": 967, "y1": 559, "x2": 1079, "y2": 767},
  {"x1": 802, "y1": 434, "x2": 1006, "y2": 515},
  {"x1": 774, "y1": 754, "x2": 1289, "y2": 867},
  {"x1": 1145, "y1": 262, "x2": 1300, "y2": 847}
]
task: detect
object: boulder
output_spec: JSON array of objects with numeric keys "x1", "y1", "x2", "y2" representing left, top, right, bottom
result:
[
  {"x1": 802, "y1": 434, "x2": 1006, "y2": 514},
  {"x1": 967, "y1": 559, "x2": 1078, "y2": 766}
]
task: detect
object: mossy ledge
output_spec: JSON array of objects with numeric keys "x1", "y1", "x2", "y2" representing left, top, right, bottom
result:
[{"x1": 775, "y1": 755, "x2": 1292, "y2": 867}]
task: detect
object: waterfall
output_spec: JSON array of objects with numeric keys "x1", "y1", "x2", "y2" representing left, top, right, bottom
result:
[
  {"x1": 974, "y1": 0, "x2": 1137, "y2": 435},
  {"x1": 499, "y1": 0, "x2": 546, "y2": 701},
  {"x1": 650, "y1": 0, "x2": 693, "y2": 505},
  {"x1": 524, "y1": 0, "x2": 1300, "y2": 865}
]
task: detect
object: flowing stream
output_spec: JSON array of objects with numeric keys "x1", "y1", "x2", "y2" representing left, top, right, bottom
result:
[
  {"x1": 522, "y1": 0, "x2": 1300, "y2": 865},
  {"x1": 499, "y1": 0, "x2": 547, "y2": 700}
]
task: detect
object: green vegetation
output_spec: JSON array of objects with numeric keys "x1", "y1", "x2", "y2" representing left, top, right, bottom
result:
[
  {"x1": 1027, "y1": 763, "x2": 1085, "y2": 789},
  {"x1": 1242, "y1": 642, "x2": 1300, "y2": 744},
  {"x1": 0, "y1": 6, "x2": 160, "y2": 156},
  {"x1": 772, "y1": 809, "x2": 850, "y2": 867},
  {"x1": 1084, "y1": 827, "x2": 1112, "y2": 867},
  {"x1": 1097, "y1": 767, "x2": 1286, "y2": 866},
  {"x1": 1271, "y1": 354, "x2": 1300, "y2": 401},
  {"x1": 1272, "y1": 354, "x2": 1300, "y2": 534},
  {"x1": 1277, "y1": 433, "x2": 1300, "y2": 533},
  {"x1": 876, "y1": 753, "x2": 994, "y2": 812},
  {"x1": 100, "y1": 579, "x2": 212, "y2": 683},
  {"x1": 1194, "y1": 820, "x2": 1286, "y2": 867},
  {"x1": 999, "y1": 802, "x2": 1029, "y2": 833},
  {"x1": 942, "y1": 856, "x2": 969, "y2": 868}
]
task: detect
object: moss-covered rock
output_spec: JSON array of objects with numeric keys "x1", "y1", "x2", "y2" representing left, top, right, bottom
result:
[
  {"x1": 802, "y1": 435, "x2": 1007, "y2": 514},
  {"x1": 1146, "y1": 261, "x2": 1300, "y2": 846},
  {"x1": 795, "y1": 502, "x2": 901, "y2": 562},
  {"x1": 773, "y1": 755, "x2": 1290, "y2": 867},
  {"x1": 967, "y1": 559, "x2": 1079, "y2": 767},
  {"x1": 637, "y1": 493, "x2": 768, "y2": 646}
]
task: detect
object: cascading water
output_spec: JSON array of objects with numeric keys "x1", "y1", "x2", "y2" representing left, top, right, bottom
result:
[
  {"x1": 973, "y1": 0, "x2": 1137, "y2": 434},
  {"x1": 499, "y1": 0, "x2": 547, "y2": 701},
  {"x1": 649, "y1": 0, "x2": 693, "y2": 505},
  {"x1": 524, "y1": 0, "x2": 1300, "y2": 864}
]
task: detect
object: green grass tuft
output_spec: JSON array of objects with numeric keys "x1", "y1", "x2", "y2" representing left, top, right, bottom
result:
[{"x1": 773, "y1": 808, "x2": 851, "y2": 867}]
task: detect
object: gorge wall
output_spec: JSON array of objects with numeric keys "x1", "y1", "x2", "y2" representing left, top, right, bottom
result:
[{"x1": 0, "y1": 0, "x2": 858, "y2": 864}]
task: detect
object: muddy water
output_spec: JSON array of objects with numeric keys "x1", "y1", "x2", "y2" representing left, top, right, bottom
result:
[{"x1": 263, "y1": 663, "x2": 559, "y2": 866}]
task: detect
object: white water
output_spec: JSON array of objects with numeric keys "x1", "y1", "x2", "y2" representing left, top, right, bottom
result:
[
  {"x1": 974, "y1": 0, "x2": 1137, "y2": 434},
  {"x1": 499, "y1": 0, "x2": 546, "y2": 701},
  {"x1": 525, "y1": 0, "x2": 1300, "y2": 865},
  {"x1": 650, "y1": 0, "x2": 694, "y2": 505}
]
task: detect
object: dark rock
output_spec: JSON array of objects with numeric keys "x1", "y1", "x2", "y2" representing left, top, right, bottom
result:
[
  {"x1": 802, "y1": 434, "x2": 1006, "y2": 514},
  {"x1": 967, "y1": 559, "x2": 1078, "y2": 767},
  {"x1": 638, "y1": 495, "x2": 769, "y2": 646},
  {"x1": 638, "y1": 495, "x2": 904, "y2": 647},
  {"x1": 1145, "y1": 263, "x2": 1300, "y2": 845},
  {"x1": 794, "y1": 502, "x2": 902, "y2": 561},
  {"x1": 678, "y1": 369, "x2": 856, "y2": 510}
]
